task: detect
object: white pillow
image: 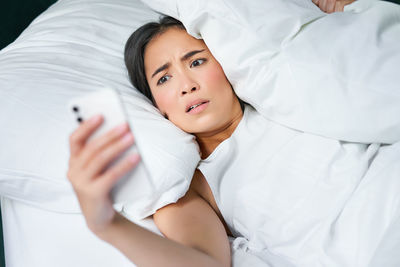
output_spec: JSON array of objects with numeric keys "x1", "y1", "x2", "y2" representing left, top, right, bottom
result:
[
  {"x1": 143, "y1": 0, "x2": 400, "y2": 144},
  {"x1": 0, "y1": 0, "x2": 200, "y2": 219}
]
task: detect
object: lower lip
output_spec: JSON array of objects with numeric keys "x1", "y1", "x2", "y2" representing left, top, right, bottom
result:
[{"x1": 187, "y1": 101, "x2": 209, "y2": 114}]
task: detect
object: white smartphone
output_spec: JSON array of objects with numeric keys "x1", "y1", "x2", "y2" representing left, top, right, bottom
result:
[{"x1": 67, "y1": 88, "x2": 151, "y2": 206}]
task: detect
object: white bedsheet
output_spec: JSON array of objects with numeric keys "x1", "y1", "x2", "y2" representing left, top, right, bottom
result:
[
  {"x1": 1, "y1": 198, "x2": 137, "y2": 267},
  {"x1": 2, "y1": 196, "x2": 290, "y2": 267},
  {"x1": 196, "y1": 105, "x2": 400, "y2": 267},
  {"x1": 2, "y1": 0, "x2": 399, "y2": 266}
]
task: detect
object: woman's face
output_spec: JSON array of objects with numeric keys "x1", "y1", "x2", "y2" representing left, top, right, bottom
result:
[{"x1": 144, "y1": 27, "x2": 242, "y2": 135}]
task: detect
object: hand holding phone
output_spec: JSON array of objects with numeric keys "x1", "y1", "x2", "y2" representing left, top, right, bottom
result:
[
  {"x1": 67, "y1": 111, "x2": 139, "y2": 233},
  {"x1": 66, "y1": 89, "x2": 151, "y2": 226}
]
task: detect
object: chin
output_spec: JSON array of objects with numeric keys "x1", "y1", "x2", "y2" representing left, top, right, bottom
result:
[{"x1": 179, "y1": 109, "x2": 230, "y2": 134}]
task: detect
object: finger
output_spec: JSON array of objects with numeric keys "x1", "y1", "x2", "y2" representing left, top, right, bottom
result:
[
  {"x1": 320, "y1": 0, "x2": 328, "y2": 12},
  {"x1": 326, "y1": 0, "x2": 337, "y2": 13},
  {"x1": 336, "y1": 0, "x2": 353, "y2": 12},
  {"x1": 320, "y1": 0, "x2": 336, "y2": 13},
  {"x1": 85, "y1": 131, "x2": 135, "y2": 179},
  {"x1": 69, "y1": 114, "x2": 103, "y2": 157},
  {"x1": 79, "y1": 122, "x2": 131, "y2": 169},
  {"x1": 335, "y1": 2, "x2": 345, "y2": 12},
  {"x1": 98, "y1": 153, "x2": 141, "y2": 191}
]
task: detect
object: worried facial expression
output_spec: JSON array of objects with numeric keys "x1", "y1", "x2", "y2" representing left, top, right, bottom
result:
[{"x1": 144, "y1": 27, "x2": 241, "y2": 135}]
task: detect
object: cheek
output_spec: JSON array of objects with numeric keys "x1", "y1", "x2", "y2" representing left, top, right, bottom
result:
[
  {"x1": 203, "y1": 63, "x2": 232, "y2": 94},
  {"x1": 207, "y1": 63, "x2": 229, "y2": 84},
  {"x1": 153, "y1": 88, "x2": 177, "y2": 114}
]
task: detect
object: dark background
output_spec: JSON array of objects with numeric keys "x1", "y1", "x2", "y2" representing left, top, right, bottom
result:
[
  {"x1": 0, "y1": 0, "x2": 57, "y2": 49},
  {"x1": 0, "y1": 2, "x2": 58, "y2": 267},
  {"x1": 0, "y1": 0, "x2": 399, "y2": 266}
]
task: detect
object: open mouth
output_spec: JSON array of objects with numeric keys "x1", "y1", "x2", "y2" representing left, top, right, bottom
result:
[{"x1": 186, "y1": 101, "x2": 209, "y2": 113}]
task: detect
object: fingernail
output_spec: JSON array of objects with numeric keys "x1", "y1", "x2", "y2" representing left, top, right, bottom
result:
[
  {"x1": 128, "y1": 154, "x2": 140, "y2": 164},
  {"x1": 114, "y1": 123, "x2": 128, "y2": 134},
  {"x1": 90, "y1": 114, "x2": 102, "y2": 124},
  {"x1": 122, "y1": 132, "x2": 134, "y2": 144}
]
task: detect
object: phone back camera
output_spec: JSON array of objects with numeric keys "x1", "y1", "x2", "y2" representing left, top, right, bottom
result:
[
  {"x1": 77, "y1": 117, "x2": 83, "y2": 123},
  {"x1": 72, "y1": 106, "x2": 79, "y2": 112}
]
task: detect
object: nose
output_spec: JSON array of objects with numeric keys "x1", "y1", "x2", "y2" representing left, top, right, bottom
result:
[
  {"x1": 180, "y1": 76, "x2": 199, "y2": 96},
  {"x1": 181, "y1": 86, "x2": 197, "y2": 95}
]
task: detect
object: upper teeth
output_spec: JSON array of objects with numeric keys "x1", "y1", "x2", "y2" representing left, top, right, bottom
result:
[{"x1": 188, "y1": 103, "x2": 203, "y2": 111}]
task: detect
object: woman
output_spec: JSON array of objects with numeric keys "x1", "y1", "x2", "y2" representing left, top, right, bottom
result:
[
  {"x1": 67, "y1": 1, "x2": 398, "y2": 266},
  {"x1": 67, "y1": 16, "x2": 238, "y2": 267}
]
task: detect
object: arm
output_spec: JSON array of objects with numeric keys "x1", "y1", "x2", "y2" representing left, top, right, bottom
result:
[
  {"x1": 67, "y1": 115, "x2": 230, "y2": 267},
  {"x1": 153, "y1": 188, "x2": 231, "y2": 267},
  {"x1": 100, "y1": 188, "x2": 231, "y2": 267},
  {"x1": 96, "y1": 189, "x2": 231, "y2": 267}
]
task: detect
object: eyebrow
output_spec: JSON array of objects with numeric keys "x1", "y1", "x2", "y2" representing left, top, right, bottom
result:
[{"x1": 151, "y1": 49, "x2": 206, "y2": 78}]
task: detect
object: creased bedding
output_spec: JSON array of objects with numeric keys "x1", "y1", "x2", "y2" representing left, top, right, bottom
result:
[
  {"x1": 142, "y1": 0, "x2": 400, "y2": 144},
  {"x1": 140, "y1": 0, "x2": 400, "y2": 266},
  {"x1": 198, "y1": 105, "x2": 400, "y2": 266},
  {"x1": 1, "y1": 0, "x2": 399, "y2": 266},
  {"x1": 0, "y1": 0, "x2": 201, "y2": 266},
  {"x1": 0, "y1": 0, "x2": 201, "y2": 219}
]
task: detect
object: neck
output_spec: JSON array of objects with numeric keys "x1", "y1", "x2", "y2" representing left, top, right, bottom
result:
[{"x1": 195, "y1": 108, "x2": 243, "y2": 160}]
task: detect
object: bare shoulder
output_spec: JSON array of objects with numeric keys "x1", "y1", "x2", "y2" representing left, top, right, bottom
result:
[
  {"x1": 153, "y1": 180, "x2": 231, "y2": 267},
  {"x1": 191, "y1": 169, "x2": 233, "y2": 236}
]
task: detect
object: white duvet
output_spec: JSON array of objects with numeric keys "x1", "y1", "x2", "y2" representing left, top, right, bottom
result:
[
  {"x1": 143, "y1": 0, "x2": 400, "y2": 144},
  {"x1": 198, "y1": 106, "x2": 400, "y2": 267},
  {"x1": 140, "y1": 0, "x2": 400, "y2": 266},
  {"x1": 1, "y1": 0, "x2": 400, "y2": 266}
]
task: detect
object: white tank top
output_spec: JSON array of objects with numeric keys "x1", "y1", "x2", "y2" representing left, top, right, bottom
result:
[{"x1": 197, "y1": 105, "x2": 400, "y2": 266}]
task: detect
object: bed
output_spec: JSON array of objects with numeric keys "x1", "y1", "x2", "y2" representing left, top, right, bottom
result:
[{"x1": 1, "y1": 0, "x2": 400, "y2": 266}]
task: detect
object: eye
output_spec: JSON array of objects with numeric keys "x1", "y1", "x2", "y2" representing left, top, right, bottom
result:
[
  {"x1": 157, "y1": 75, "x2": 171, "y2": 85},
  {"x1": 190, "y1": 58, "x2": 206, "y2": 68}
]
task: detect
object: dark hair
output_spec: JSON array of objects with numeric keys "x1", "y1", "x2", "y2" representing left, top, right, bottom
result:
[
  {"x1": 124, "y1": 15, "x2": 246, "y2": 111},
  {"x1": 124, "y1": 16, "x2": 185, "y2": 106}
]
